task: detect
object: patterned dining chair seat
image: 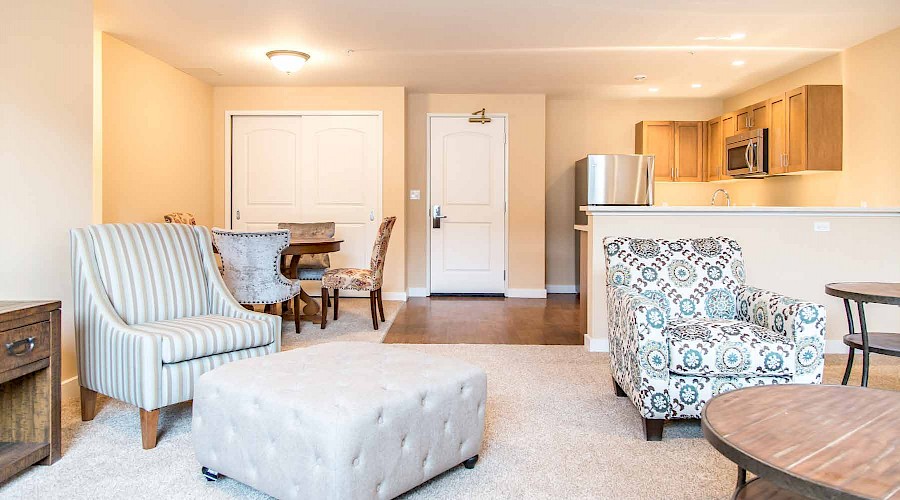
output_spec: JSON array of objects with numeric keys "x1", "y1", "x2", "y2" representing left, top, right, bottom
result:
[{"x1": 321, "y1": 268, "x2": 376, "y2": 291}]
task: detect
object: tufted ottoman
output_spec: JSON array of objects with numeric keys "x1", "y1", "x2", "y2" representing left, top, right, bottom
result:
[{"x1": 192, "y1": 342, "x2": 487, "y2": 499}]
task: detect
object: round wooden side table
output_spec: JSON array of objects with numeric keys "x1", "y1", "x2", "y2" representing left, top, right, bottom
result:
[
  {"x1": 825, "y1": 282, "x2": 900, "y2": 387},
  {"x1": 702, "y1": 384, "x2": 900, "y2": 500}
]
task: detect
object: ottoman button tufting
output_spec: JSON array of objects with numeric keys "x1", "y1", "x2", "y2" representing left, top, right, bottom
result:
[{"x1": 352, "y1": 457, "x2": 360, "y2": 467}]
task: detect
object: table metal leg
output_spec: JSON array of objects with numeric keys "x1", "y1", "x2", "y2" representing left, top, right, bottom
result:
[
  {"x1": 731, "y1": 467, "x2": 748, "y2": 500},
  {"x1": 857, "y1": 301, "x2": 870, "y2": 387},
  {"x1": 841, "y1": 299, "x2": 855, "y2": 385}
]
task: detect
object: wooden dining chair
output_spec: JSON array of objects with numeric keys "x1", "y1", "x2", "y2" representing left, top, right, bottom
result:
[{"x1": 320, "y1": 217, "x2": 396, "y2": 330}]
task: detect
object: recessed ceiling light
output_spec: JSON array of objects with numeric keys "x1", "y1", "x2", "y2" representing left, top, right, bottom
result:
[
  {"x1": 266, "y1": 50, "x2": 310, "y2": 74},
  {"x1": 648, "y1": 88, "x2": 659, "y2": 93},
  {"x1": 732, "y1": 60, "x2": 746, "y2": 67},
  {"x1": 730, "y1": 33, "x2": 746, "y2": 40},
  {"x1": 633, "y1": 74, "x2": 647, "y2": 81},
  {"x1": 691, "y1": 83, "x2": 702, "y2": 88}
]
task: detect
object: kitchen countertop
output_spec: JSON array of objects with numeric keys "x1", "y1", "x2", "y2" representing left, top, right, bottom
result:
[{"x1": 580, "y1": 206, "x2": 900, "y2": 217}]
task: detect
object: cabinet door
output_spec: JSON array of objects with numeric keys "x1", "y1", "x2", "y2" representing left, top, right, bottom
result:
[
  {"x1": 720, "y1": 113, "x2": 736, "y2": 179},
  {"x1": 706, "y1": 117, "x2": 722, "y2": 181},
  {"x1": 785, "y1": 86, "x2": 807, "y2": 172},
  {"x1": 637, "y1": 121, "x2": 675, "y2": 181},
  {"x1": 768, "y1": 94, "x2": 787, "y2": 174},
  {"x1": 674, "y1": 121, "x2": 703, "y2": 182},
  {"x1": 750, "y1": 100, "x2": 770, "y2": 130},
  {"x1": 735, "y1": 107, "x2": 752, "y2": 133}
]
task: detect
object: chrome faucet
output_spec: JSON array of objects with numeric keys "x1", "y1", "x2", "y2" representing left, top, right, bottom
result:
[{"x1": 710, "y1": 188, "x2": 731, "y2": 207}]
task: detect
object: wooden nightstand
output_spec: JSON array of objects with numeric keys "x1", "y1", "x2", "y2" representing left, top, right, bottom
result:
[{"x1": 0, "y1": 301, "x2": 61, "y2": 482}]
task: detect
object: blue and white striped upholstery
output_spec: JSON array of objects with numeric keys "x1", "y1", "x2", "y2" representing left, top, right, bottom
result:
[{"x1": 71, "y1": 223, "x2": 280, "y2": 412}]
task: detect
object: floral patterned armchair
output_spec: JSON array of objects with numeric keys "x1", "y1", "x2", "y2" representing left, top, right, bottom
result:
[{"x1": 605, "y1": 236, "x2": 825, "y2": 440}]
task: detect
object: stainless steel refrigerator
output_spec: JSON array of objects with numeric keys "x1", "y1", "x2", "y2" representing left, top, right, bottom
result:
[{"x1": 575, "y1": 154, "x2": 654, "y2": 224}]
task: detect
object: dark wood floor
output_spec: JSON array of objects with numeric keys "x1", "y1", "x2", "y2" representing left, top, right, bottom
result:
[{"x1": 383, "y1": 294, "x2": 584, "y2": 345}]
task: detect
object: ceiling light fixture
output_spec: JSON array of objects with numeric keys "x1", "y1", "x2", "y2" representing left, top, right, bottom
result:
[
  {"x1": 732, "y1": 60, "x2": 746, "y2": 67},
  {"x1": 691, "y1": 83, "x2": 702, "y2": 88},
  {"x1": 633, "y1": 74, "x2": 647, "y2": 81},
  {"x1": 648, "y1": 87, "x2": 659, "y2": 93},
  {"x1": 266, "y1": 50, "x2": 310, "y2": 74},
  {"x1": 730, "y1": 33, "x2": 746, "y2": 40}
]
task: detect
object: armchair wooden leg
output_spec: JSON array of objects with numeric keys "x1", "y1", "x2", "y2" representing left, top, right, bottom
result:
[
  {"x1": 376, "y1": 288, "x2": 386, "y2": 322},
  {"x1": 643, "y1": 418, "x2": 664, "y2": 441},
  {"x1": 141, "y1": 408, "x2": 159, "y2": 449},
  {"x1": 612, "y1": 377, "x2": 627, "y2": 397},
  {"x1": 292, "y1": 295, "x2": 301, "y2": 333},
  {"x1": 333, "y1": 289, "x2": 340, "y2": 320},
  {"x1": 80, "y1": 387, "x2": 97, "y2": 421},
  {"x1": 320, "y1": 288, "x2": 328, "y2": 330},
  {"x1": 369, "y1": 291, "x2": 379, "y2": 330}
]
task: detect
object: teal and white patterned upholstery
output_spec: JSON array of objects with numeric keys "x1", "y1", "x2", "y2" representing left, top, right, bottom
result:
[
  {"x1": 605, "y1": 236, "x2": 825, "y2": 422},
  {"x1": 71, "y1": 223, "x2": 280, "y2": 412}
]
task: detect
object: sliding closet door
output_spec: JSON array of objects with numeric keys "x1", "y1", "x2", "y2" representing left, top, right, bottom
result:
[
  {"x1": 231, "y1": 116, "x2": 303, "y2": 231},
  {"x1": 299, "y1": 115, "x2": 381, "y2": 294},
  {"x1": 231, "y1": 114, "x2": 381, "y2": 296}
]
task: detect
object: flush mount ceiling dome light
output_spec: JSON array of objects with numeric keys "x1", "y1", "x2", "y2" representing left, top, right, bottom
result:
[{"x1": 266, "y1": 50, "x2": 310, "y2": 74}]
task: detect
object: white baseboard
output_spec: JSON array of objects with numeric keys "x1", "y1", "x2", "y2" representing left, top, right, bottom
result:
[
  {"x1": 505, "y1": 288, "x2": 548, "y2": 299},
  {"x1": 62, "y1": 375, "x2": 80, "y2": 401},
  {"x1": 382, "y1": 291, "x2": 408, "y2": 302},
  {"x1": 407, "y1": 287, "x2": 429, "y2": 298},
  {"x1": 584, "y1": 335, "x2": 609, "y2": 352},
  {"x1": 546, "y1": 285, "x2": 577, "y2": 294}
]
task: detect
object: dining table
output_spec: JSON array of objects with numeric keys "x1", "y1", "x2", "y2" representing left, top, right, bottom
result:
[{"x1": 282, "y1": 236, "x2": 343, "y2": 324}]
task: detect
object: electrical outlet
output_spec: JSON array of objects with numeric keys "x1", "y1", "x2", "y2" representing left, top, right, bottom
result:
[
  {"x1": 814, "y1": 221, "x2": 831, "y2": 232},
  {"x1": 409, "y1": 190, "x2": 420, "y2": 200}
]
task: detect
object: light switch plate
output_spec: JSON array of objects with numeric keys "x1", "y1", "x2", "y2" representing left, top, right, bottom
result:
[
  {"x1": 409, "y1": 190, "x2": 420, "y2": 200},
  {"x1": 814, "y1": 221, "x2": 831, "y2": 232}
]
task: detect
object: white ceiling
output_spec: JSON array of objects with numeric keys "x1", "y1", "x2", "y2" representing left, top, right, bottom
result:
[{"x1": 94, "y1": 0, "x2": 900, "y2": 98}]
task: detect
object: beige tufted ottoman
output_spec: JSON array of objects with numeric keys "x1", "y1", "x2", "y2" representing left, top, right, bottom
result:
[{"x1": 192, "y1": 342, "x2": 487, "y2": 499}]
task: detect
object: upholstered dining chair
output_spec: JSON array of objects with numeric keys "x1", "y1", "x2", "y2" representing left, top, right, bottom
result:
[
  {"x1": 604, "y1": 236, "x2": 826, "y2": 440},
  {"x1": 163, "y1": 212, "x2": 196, "y2": 225},
  {"x1": 212, "y1": 228, "x2": 303, "y2": 334},
  {"x1": 321, "y1": 217, "x2": 396, "y2": 330},
  {"x1": 71, "y1": 223, "x2": 280, "y2": 449}
]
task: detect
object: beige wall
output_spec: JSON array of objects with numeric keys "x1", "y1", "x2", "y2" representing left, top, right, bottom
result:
[
  {"x1": 586, "y1": 212, "x2": 900, "y2": 350},
  {"x1": 102, "y1": 34, "x2": 214, "y2": 225},
  {"x1": 545, "y1": 98, "x2": 724, "y2": 289},
  {"x1": 212, "y1": 87, "x2": 407, "y2": 294},
  {"x1": 1, "y1": 1, "x2": 94, "y2": 390},
  {"x1": 405, "y1": 94, "x2": 547, "y2": 293},
  {"x1": 723, "y1": 27, "x2": 900, "y2": 209}
]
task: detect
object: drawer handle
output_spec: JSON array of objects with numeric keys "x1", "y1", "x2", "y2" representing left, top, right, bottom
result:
[{"x1": 6, "y1": 337, "x2": 35, "y2": 356}]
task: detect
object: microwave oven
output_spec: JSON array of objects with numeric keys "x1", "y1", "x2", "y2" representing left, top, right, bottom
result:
[{"x1": 725, "y1": 128, "x2": 768, "y2": 177}]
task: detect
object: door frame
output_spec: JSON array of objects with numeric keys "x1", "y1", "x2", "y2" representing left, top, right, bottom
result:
[
  {"x1": 425, "y1": 113, "x2": 509, "y2": 296},
  {"x1": 224, "y1": 110, "x2": 384, "y2": 229}
]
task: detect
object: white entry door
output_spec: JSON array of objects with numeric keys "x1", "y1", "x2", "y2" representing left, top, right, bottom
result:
[
  {"x1": 429, "y1": 116, "x2": 506, "y2": 294},
  {"x1": 231, "y1": 114, "x2": 382, "y2": 296}
]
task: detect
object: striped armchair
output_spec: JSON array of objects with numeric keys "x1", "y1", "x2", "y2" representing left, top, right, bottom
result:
[{"x1": 70, "y1": 223, "x2": 280, "y2": 449}]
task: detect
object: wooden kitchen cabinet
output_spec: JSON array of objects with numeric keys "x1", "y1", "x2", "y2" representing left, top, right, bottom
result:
[
  {"x1": 782, "y1": 85, "x2": 842, "y2": 172},
  {"x1": 734, "y1": 100, "x2": 770, "y2": 133},
  {"x1": 635, "y1": 121, "x2": 703, "y2": 182},
  {"x1": 674, "y1": 121, "x2": 704, "y2": 182},
  {"x1": 768, "y1": 93, "x2": 788, "y2": 174},
  {"x1": 635, "y1": 121, "x2": 675, "y2": 181},
  {"x1": 706, "y1": 117, "x2": 723, "y2": 181}
]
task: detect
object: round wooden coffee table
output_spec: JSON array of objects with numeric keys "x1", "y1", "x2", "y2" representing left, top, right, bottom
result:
[
  {"x1": 825, "y1": 282, "x2": 900, "y2": 387},
  {"x1": 702, "y1": 384, "x2": 900, "y2": 500}
]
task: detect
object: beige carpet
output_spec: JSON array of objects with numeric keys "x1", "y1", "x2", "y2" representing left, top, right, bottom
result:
[
  {"x1": 2, "y1": 331, "x2": 898, "y2": 498},
  {"x1": 280, "y1": 297, "x2": 402, "y2": 349}
]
